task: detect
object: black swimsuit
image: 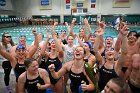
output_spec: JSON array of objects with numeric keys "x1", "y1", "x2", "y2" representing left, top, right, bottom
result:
[
  {"x1": 68, "y1": 63, "x2": 89, "y2": 93},
  {"x1": 98, "y1": 62, "x2": 118, "y2": 91},
  {"x1": 25, "y1": 71, "x2": 46, "y2": 93},
  {"x1": 14, "y1": 62, "x2": 26, "y2": 82},
  {"x1": 45, "y1": 56, "x2": 62, "y2": 85}
]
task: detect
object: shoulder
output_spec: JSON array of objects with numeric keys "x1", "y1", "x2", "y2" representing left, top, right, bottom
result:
[
  {"x1": 63, "y1": 61, "x2": 73, "y2": 70},
  {"x1": 26, "y1": 44, "x2": 31, "y2": 50},
  {"x1": 90, "y1": 54, "x2": 96, "y2": 60},
  {"x1": 39, "y1": 68, "x2": 47, "y2": 73},
  {"x1": 11, "y1": 45, "x2": 17, "y2": 49},
  {"x1": 38, "y1": 68, "x2": 49, "y2": 77},
  {"x1": 18, "y1": 72, "x2": 26, "y2": 82}
]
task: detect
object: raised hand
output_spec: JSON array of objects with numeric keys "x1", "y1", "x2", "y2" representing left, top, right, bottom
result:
[
  {"x1": 65, "y1": 22, "x2": 69, "y2": 26},
  {"x1": 54, "y1": 21, "x2": 58, "y2": 26},
  {"x1": 37, "y1": 83, "x2": 42, "y2": 89},
  {"x1": 84, "y1": 18, "x2": 88, "y2": 25},
  {"x1": 46, "y1": 30, "x2": 51, "y2": 39},
  {"x1": 72, "y1": 18, "x2": 76, "y2": 24},
  {"x1": 32, "y1": 29, "x2": 37, "y2": 36},
  {"x1": 100, "y1": 21, "x2": 106, "y2": 29},
  {"x1": 48, "y1": 64, "x2": 55, "y2": 72},
  {"x1": 95, "y1": 21, "x2": 105, "y2": 36},
  {"x1": 119, "y1": 24, "x2": 129, "y2": 36}
]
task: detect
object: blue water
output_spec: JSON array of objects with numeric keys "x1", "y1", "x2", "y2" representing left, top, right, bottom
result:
[{"x1": 0, "y1": 25, "x2": 140, "y2": 45}]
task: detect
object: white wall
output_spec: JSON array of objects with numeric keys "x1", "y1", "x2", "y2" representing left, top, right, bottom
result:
[
  {"x1": 0, "y1": 0, "x2": 13, "y2": 10},
  {"x1": 100, "y1": 0, "x2": 140, "y2": 15},
  {"x1": 0, "y1": 0, "x2": 14, "y2": 15},
  {"x1": 12, "y1": 0, "x2": 32, "y2": 17},
  {"x1": 12, "y1": 0, "x2": 140, "y2": 16},
  {"x1": 12, "y1": 0, "x2": 62, "y2": 16},
  {"x1": 10, "y1": 0, "x2": 140, "y2": 22}
]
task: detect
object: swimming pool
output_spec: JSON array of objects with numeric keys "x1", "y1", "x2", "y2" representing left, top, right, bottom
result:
[{"x1": 0, "y1": 25, "x2": 140, "y2": 45}]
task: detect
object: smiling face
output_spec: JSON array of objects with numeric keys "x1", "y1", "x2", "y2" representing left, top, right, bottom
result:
[
  {"x1": 74, "y1": 46, "x2": 85, "y2": 60},
  {"x1": 2, "y1": 33, "x2": 12, "y2": 43},
  {"x1": 79, "y1": 28, "x2": 85, "y2": 37},
  {"x1": 89, "y1": 34, "x2": 96, "y2": 44},
  {"x1": 50, "y1": 41, "x2": 56, "y2": 50},
  {"x1": 105, "y1": 37, "x2": 113, "y2": 47},
  {"x1": 37, "y1": 33, "x2": 43, "y2": 42},
  {"x1": 27, "y1": 60, "x2": 39, "y2": 74},
  {"x1": 16, "y1": 49, "x2": 26, "y2": 59},
  {"x1": 18, "y1": 35, "x2": 26, "y2": 45},
  {"x1": 105, "y1": 47, "x2": 115, "y2": 60},
  {"x1": 127, "y1": 32, "x2": 137, "y2": 43},
  {"x1": 67, "y1": 35, "x2": 74, "y2": 45},
  {"x1": 104, "y1": 80, "x2": 122, "y2": 93}
]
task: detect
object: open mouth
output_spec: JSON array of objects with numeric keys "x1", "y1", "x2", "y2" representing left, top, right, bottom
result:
[
  {"x1": 109, "y1": 54, "x2": 112, "y2": 56},
  {"x1": 76, "y1": 53, "x2": 80, "y2": 56},
  {"x1": 107, "y1": 42, "x2": 111, "y2": 45}
]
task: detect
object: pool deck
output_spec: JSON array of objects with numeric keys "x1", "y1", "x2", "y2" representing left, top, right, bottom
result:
[{"x1": 0, "y1": 64, "x2": 16, "y2": 93}]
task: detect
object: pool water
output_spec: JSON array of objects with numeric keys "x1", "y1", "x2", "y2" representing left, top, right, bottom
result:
[{"x1": 0, "y1": 25, "x2": 140, "y2": 45}]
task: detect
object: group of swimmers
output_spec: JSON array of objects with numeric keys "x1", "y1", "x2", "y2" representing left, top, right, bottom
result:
[{"x1": 0, "y1": 18, "x2": 140, "y2": 93}]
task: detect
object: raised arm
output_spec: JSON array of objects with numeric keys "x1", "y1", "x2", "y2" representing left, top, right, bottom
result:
[
  {"x1": 37, "y1": 30, "x2": 50, "y2": 64},
  {"x1": 52, "y1": 22, "x2": 64, "y2": 58},
  {"x1": 94, "y1": 21, "x2": 105, "y2": 64},
  {"x1": 67, "y1": 18, "x2": 76, "y2": 38},
  {"x1": 0, "y1": 44, "x2": 15, "y2": 66},
  {"x1": 115, "y1": 22, "x2": 126, "y2": 52},
  {"x1": 116, "y1": 25, "x2": 129, "y2": 78},
  {"x1": 48, "y1": 62, "x2": 68, "y2": 79},
  {"x1": 94, "y1": 35, "x2": 104, "y2": 64},
  {"x1": 37, "y1": 69, "x2": 51, "y2": 90},
  {"x1": 84, "y1": 18, "x2": 92, "y2": 38},
  {"x1": 27, "y1": 29, "x2": 39, "y2": 58},
  {"x1": 75, "y1": 33, "x2": 84, "y2": 46}
]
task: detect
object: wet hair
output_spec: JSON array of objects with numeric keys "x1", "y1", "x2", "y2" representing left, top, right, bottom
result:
[
  {"x1": 127, "y1": 31, "x2": 138, "y2": 38},
  {"x1": 2, "y1": 32, "x2": 15, "y2": 48},
  {"x1": 24, "y1": 58, "x2": 36, "y2": 68},
  {"x1": 110, "y1": 78, "x2": 128, "y2": 93}
]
